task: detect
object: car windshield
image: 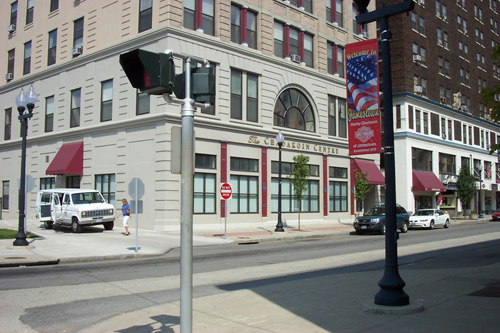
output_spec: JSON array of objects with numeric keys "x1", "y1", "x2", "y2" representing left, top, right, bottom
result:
[
  {"x1": 71, "y1": 192, "x2": 104, "y2": 204},
  {"x1": 414, "y1": 210, "x2": 434, "y2": 216},
  {"x1": 365, "y1": 207, "x2": 385, "y2": 216}
]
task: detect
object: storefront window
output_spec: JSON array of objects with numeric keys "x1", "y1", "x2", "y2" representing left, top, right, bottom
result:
[
  {"x1": 194, "y1": 173, "x2": 216, "y2": 213},
  {"x1": 271, "y1": 179, "x2": 319, "y2": 213},
  {"x1": 329, "y1": 181, "x2": 347, "y2": 212},
  {"x1": 230, "y1": 175, "x2": 258, "y2": 213}
]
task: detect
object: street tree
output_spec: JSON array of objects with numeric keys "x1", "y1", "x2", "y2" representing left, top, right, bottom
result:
[
  {"x1": 289, "y1": 154, "x2": 310, "y2": 230},
  {"x1": 480, "y1": 45, "x2": 500, "y2": 153},
  {"x1": 354, "y1": 169, "x2": 372, "y2": 214},
  {"x1": 456, "y1": 164, "x2": 477, "y2": 215}
]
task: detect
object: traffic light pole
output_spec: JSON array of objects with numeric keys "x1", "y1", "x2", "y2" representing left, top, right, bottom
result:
[{"x1": 163, "y1": 50, "x2": 211, "y2": 333}]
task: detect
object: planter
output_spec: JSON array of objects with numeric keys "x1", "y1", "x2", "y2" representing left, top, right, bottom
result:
[{"x1": 470, "y1": 213, "x2": 478, "y2": 220}]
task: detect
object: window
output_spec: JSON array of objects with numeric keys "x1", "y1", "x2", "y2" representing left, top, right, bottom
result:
[
  {"x1": 40, "y1": 178, "x2": 55, "y2": 190},
  {"x1": 454, "y1": 120, "x2": 462, "y2": 142},
  {"x1": 329, "y1": 181, "x2": 347, "y2": 212},
  {"x1": 416, "y1": 109, "x2": 421, "y2": 133},
  {"x1": 50, "y1": 0, "x2": 58, "y2": 12},
  {"x1": 101, "y1": 80, "x2": 113, "y2": 122},
  {"x1": 272, "y1": 178, "x2": 319, "y2": 213},
  {"x1": 183, "y1": 0, "x2": 214, "y2": 36},
  {"x1": 408, "y1": 106, "x2": 414, "y2": 129},
  {"x1": 45, "y1": 96, "x2": 54, "y2": 132},
  {"x1": 328, "y1": 95, "x2": 347, "y2": 137},
  {"x1": 66, "y1": 176, "x2": 81, "y2": 189},
  {"x1": 194, "y1": 173, "x2": 216, "y2": 213},
  {"x1": 4, "y1": 108, "x2": 12, "y2": 141},
  {"x1": 412, "y1": 13, "x2": 417, "y2": 30},
  {"x1": 23, "y1": 41, "x2": 31, "y2": 75},
  {"x1": 352, "y1": 5, "x2": 362, "y2": 34},
  {"x1": 10, "y1": 1, "x2": 17, "y2": 27},
  {"x1": 326, "y1": 0, "x2": 343, "y2": 27},
  {"x1": 327, "y1": 42, "x2": 345, "y2": 77},
  {"x1": 469, "y1": 126, "x2": 472, "y2": 145},
  {"x1": 443, "y1": 31, "x2": 448, "y2": 48},
  {"x1": 419, "y1": 16, "x2": 425, "y2": 35},
  {"x1": 231, "y1": 5, "x2": 257, "y2": 49},
  {"x1": 73, "y1": 18, "x2": 84, "y2": 50},
  {"x1": 48, "y1": 29, "x2": 57, "y2": 66},
  {"x1": 329, "y1": 166, "x2": 348, "y2": 178},
  {"x1": 139, "y1": 0, "x2": 152, "y2": 32},
  {"x1": 95, "y1": 174, "x2": 115, "y2": 203},
  {"x1": 412, "y1": 148, "x2": 432, "y2": 171},
  {"x1": 70, "y1": 89, "x2": 81, "y2": 128},
  {"x1": 423, "y1": 112, "x2": 429, "y2": 134},
  {"x1": 230, "y1": 69, "x2": 259, "y2": 122},
  {"x1": 136, "y1": 91, "x2": 150, "y2": 115},
  {"x1": 7, "y1": 49, "x2": 15, "y2": 80},
  {"x1": 195, "y1": 154, "x2": 216, "y2": 169},
  {"x1": 26, "y1": 0, "x2": 33, "y2": 25},
  {"x1": 289, "y1": 0, "x2": 312, "y2": 13},
  {"x1": 448, "y1": 120, "x2": 453, "y2": 141},
  {"x1": 230, "y1": 175, "x2": 258, "y2": 213},
  {"x1": 2, "y1": 181, "x2": 9, "y2": 210},
  {"x1": 437, "y1": 28, "x2": 442, "y2": 45},
  {"x1": 230, "y1": 157, "x2": 258, "y2": 172},
  {"x1": 274, "y1": 88, "x2": 315, "y2": 132},
  {"x1": 273, "y1": 21, "x2": 314, "y2": 67}
]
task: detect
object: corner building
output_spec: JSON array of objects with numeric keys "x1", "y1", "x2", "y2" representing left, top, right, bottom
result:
[{"x1": 0, "y1": 0, "x2": 380, "y2": 230}]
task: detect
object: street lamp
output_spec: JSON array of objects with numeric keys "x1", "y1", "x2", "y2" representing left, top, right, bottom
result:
[
  {"x1": 13, "y1": 85, "x2": 37, "y2": 247},
  {"x1": 478, "y1": 164, "x2": 484, "y2": 218},
  {"x1": 354, "y1": 0, "x2": 414, "y2": 306},
  {"x1": 275, "y1": 130, "x2": 285, "y2": 232}
]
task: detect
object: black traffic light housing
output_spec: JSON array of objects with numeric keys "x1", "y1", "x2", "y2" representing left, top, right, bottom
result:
[
  {"x1": 119, "y1": 49, "x2": 175, "y2": 95},
  {"x1": 192, "y1": 66, "x2": 215, "y2": 103}
]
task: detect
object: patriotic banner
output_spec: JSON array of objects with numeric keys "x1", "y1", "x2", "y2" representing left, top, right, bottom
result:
[{"x1": 345, "y1": 39, "x2": 381, "y2": 156}]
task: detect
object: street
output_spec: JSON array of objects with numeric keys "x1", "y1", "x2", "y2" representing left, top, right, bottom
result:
[{"x1": 1, "y1": 221, "x2": 500, "y2": 332}]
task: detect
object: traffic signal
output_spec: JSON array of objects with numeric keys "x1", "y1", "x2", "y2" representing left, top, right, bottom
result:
[
  {"x1": 119, "y1": 49, "x2": 175, "y2": 95},
  {"x1": 192, "y1": 66, "x2": 215, "y2": 103}
]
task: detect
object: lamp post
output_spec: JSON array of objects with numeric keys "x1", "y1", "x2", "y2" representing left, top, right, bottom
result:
[
  {"x1": 354, "y1": 0, "x2": 414, "y2": 306},
  {"x1": 275, "y1": 131, "x2": 285, "y2": 232},
  {"x1": 478, "y1": 164, "x2": 484, "y2": 218},
  {"x1": 13, "y1": 85, "x2": 37, "y2": 246}
]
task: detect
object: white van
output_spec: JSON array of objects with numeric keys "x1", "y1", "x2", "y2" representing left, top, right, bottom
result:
[{"x1": 35, "y1": 189, "x2": 115, "y2": 233}]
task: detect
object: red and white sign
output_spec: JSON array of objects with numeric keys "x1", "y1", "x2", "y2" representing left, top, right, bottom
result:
[{"x1": 220, "y1": 183, "x2": 232, "y2": 200}]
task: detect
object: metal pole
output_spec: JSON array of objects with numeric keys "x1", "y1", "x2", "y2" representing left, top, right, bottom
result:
[
  {"x1": 479, "y1": 175, "x2": 484, "y2": 218},
  {"x1": 224, "y1": 199, "x2": 227, "y2": 239},
  {"x1": 14, "y1": 110, "x2": 30, "y2": 246},
  {"x1": 135, "y1": 178, "x2": 138, "y2": 252},
  {"x1": 275, "y1": 141, "x2": 284, "y2": 232},
  {"x1": 180, "y1": 58, "x2": 195, "y2": 333},
  {"x1": 373, "y1": 16, "x2": 409, "y2": 306}
]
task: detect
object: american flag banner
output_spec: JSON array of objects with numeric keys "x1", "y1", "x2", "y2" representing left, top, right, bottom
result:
[{"x1": 345, "y1": 39, "x2": 382, "y2": 156}]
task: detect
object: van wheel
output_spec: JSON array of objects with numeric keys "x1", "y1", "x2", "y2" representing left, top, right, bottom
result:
[
  {"x1": 103, "y1": 221, "x2": 114, "y2": 231},
  {"x1": 44, "y1": 221, "x2": 54, "y2": 229},
  {"x1": 72, "y1": 218, "x2": 82, "y2": 233}
]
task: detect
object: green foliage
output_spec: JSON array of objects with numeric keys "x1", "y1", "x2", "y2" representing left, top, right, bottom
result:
[
  {"x1": 456, "y1": 165, "x2": 477, "y2": 210},
  {"x1": 289, "y1": 155, "x2": 310, "y2": 230},
  {"x1": 480, "y1": 45, "x2": 500, "y2": 153},
  {"x1": 354, "y1": 169, "x2": 372, "y2": 206},
  {"x1": 0, "y1": 229, "x2": 38, "y2": 239}
]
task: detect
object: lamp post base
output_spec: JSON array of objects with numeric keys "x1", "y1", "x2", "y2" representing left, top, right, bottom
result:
[
  {"x1": 275, "y1": 221, "x2": 284, "y2": 232},
  {"x1": 13, "y1": 232, "x2": 29, "y2": 247}
]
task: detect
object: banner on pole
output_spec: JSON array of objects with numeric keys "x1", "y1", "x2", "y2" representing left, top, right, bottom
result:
[{"x1": 345, "y1": 39, "x2": 381, "y2": 156}]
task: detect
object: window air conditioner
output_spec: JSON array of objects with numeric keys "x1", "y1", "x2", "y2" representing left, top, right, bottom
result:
[
  {"x1": 440, "y1": 97, "x2": 447, "y2": 103},
  {"x1": 413, "y1": 54, "x2": 422, "y2": 63},
  {"x1": 414, "y1": 86, "x2": 423, "y2": 94},
  {"x1": 461, "y1": 105, "x2": 469, "y2": 112},
  {"x1": 72, "y1": 46, "x2": 83, "y2": 56},
  {"x1": 8, "y1": 24, "x2": 15, "y2": 33},
  {"x1": 5, "y1": 73, "x2": 13, "y2": 80},
  {"x1": 362, "y1": 31, "x2": 369, "y2": 38},
  {"x1": 290, "y1": 54, "x2": 301, "y2": 63}
]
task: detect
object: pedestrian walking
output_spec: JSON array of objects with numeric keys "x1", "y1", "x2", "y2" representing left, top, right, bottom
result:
[{"x1": 116, "y1": 198, "x2": 132, "y2": 236}]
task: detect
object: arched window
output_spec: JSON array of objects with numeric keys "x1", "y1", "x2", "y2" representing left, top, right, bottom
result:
[{"x1": 274, "y1": 88, "x2": 315, "y2": 132}]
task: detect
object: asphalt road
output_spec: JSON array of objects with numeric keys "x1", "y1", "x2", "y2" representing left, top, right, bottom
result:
[{"x1": 1, "y1": 221, "x2": 499, "y2": 333}]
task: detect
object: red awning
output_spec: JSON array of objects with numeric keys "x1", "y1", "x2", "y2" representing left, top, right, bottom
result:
[
  {"x1": 412, "y1": 171, "x2": 446, "y2": 192},
  {"x1": 351, "y1": 159, "x2": 385, "y2": 185},
  {"x1": 46, "y1": 141, "x2": 84, "y2": 175}
]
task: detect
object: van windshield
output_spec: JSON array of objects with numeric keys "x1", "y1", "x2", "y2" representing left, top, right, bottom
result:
[
  {"x1": 71, "y1": 192, "x2": 104, "y2": 204},
  {"x1": 365, "y1": 207, "x2": 385, "y2": 216}
]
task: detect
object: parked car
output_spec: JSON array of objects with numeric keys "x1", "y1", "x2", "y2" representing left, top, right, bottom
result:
[
  {"x1": 492, "y1": 208, "x2": 500, "y2": 221},
  {"x1": 353, "y1": 205, "x2": 410, "y2": 235},
  {"x1": 36, "y1": 188, "x2": 115, "y2": 233},
  {"x1": 409, "y1": 209, "x2": 450, "y2": 229}
]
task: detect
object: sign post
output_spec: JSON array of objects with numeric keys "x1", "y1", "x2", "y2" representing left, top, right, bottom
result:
[
  {"x1": 128, "y1": 178, "x2": 145, "y2": 253},
  {"x1": 220, "y1": 183, "x2": 232, "y2": 239}
]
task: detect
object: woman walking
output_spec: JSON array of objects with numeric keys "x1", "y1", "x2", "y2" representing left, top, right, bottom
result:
[{"x1": 116, "y1": 198, "x2": 131, "y2": 235}]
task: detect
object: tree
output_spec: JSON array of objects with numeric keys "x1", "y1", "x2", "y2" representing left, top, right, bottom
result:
[
  {"x1": 354, "y1": 169, "x2": 372, "y2": 214},
  {"x1": 289, "y1": 154, "x2": 310, "y2": 230},
  {"x1": 456, "y1": 164, "x2": 477, "y2": 214},
  {"x1": 480, "y1": 45, "x2": 500, "y2": 153}
]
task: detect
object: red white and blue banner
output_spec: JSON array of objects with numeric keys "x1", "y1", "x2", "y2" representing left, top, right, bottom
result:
[{"x1": 345, "y1": 39, "x2": 382, "y2": 156}]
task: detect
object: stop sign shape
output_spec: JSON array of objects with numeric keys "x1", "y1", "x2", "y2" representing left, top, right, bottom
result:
[{"x1": 220, "y1": 183, "x2": 232, "y2": 200}]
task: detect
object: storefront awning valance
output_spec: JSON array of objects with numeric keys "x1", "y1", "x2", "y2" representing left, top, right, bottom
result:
[
  {"x1": 412, "y1": 171, "x2": 446, "y2": 192},
  {"x1": 351, "y1": 159, "x2": 385, "y2": 185},
  {"x1": 46, "y1": 141, "x2": 84, "y2": 175}
]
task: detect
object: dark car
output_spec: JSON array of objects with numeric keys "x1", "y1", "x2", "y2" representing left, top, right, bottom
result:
[{"x1": 353, "y1": 205, "x2": 410, "y2": 235}]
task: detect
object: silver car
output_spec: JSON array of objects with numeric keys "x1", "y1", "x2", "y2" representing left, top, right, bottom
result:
[{"x1": 409, "y1": 209, "x2": 450, "y2": 229}]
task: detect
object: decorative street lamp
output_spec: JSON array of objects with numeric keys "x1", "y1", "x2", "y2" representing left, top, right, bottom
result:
[
  {"x1": 478, "y1": 164, "x2": 484, "y2": 218},
  {"x1": 13, "y1": 85, "x2": 37, "y2": 247},
  {"x1": 354, "y1": 0, "x2": 415, "y2": 306},
  {"x1": 275, "y1": 130, "x2": 285, "y2": 232}
]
